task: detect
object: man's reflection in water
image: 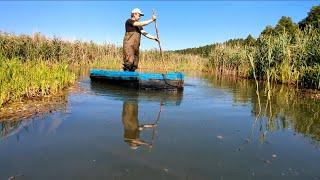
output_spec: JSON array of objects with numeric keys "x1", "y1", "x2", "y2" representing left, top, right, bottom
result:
[
  {"x1": 122, "y1": 101, "x2": 157, "y2": 149},
  {"x1": 89, "y1": 81, "x2": 182, "y2": 149}
]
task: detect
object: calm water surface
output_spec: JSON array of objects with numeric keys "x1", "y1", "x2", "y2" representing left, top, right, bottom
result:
[{"x1": 1, "y1": 72, "x2": 319, "y2": 180}]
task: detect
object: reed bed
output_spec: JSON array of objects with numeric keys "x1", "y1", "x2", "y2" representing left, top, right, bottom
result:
[
  {"x1": 90, "y1": 49, "x2": 207, "y2": 72},
  {"x1": 0, "y1": 56, "x2": 75, "y2": 108},
  {"x1": 139, "y1": 50, "x2": 207, "y2": 72},
  {"x1": 204, "y1": 26, "x2": 320, "y2": 89},
  {"x1": 0, "y1": 32, "x2": 121, "y2": 64},
  {"x1": 0, "y1": 32, "x2": 205, "y2": 71},
  {"x1": 0, "y1": 32, "x2": 204, "y2": 107}
]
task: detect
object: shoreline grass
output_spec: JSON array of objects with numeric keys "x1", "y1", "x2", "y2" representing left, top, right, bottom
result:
[
  {"x1": 178, "y1": 26, "x2": 320, "y2": 90},
  {"x1": 0, "y1": 56, "x2": 75, "y2": 108},
  {"x1": 89, "y1": 51, "x2": 207, "y2": 72},
  {"x1": 0, "y1": 32, "x2": 205, "y2": 108}
]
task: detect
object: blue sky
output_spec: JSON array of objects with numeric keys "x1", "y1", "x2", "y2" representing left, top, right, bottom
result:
[{"x1": 0, "y1": 1, "x2": 318, "y2": 50}]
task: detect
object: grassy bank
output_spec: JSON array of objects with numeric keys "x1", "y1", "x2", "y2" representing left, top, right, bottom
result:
[
  {"x1": 90, "y1": 50, "x2": 207, "y2": 72},
  {"x1": 0, "y1": 56, "x2": 75, "y2": 107},
  {"x1": 0, "y1": 32, "x2": 204, "y2": 107},
  {"x1": 0, "y1": 31, "x2": 117, "y2": 108},
  {"x1": 0, "y1": 32, "x2": 205, "y2": 72},
  {"x1": 177, "y1": 25, "x2": 320, "y2": 90},
  {"x1": 203, "y1": 26, "x2": 320, "y2": 89}
]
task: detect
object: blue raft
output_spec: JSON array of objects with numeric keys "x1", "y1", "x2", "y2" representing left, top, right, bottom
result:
[{"x1": 90, "y1": 69, "x2": 184, "y2": 90}]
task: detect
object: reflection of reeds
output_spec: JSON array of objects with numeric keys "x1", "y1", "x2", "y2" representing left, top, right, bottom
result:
[
  {"x1": 0, "y1": 91, "x2": 68, "y2": 121},
  {"x1": 248, "y1": 49, "x2": 261, "y2": 113},
  {"x1": 1, "y1": 120, "x2": 27, "y2": 140},
  {"x1": 206, "y1": 74, "x2": 320, "y2": 143},
  {"x1": 0, "y1": 92, "x2": 68, "y2": 140}
]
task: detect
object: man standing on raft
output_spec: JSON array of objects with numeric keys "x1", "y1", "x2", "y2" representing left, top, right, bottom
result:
[{"x1": 123, "y1": 8, "x2": 159, "y2": 72}]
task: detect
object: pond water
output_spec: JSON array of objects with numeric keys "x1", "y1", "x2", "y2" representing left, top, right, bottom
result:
[{"x1": 1, "y1": 72, "x2": 319, "y2": 180}]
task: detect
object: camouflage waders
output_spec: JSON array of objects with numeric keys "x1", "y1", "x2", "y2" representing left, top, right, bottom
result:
[{"x1": 123, "y1": 31, "x2": 141, "y2": 71}]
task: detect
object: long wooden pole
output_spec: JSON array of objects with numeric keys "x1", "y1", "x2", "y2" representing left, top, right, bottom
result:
[{"x1": 153, "y1": 9, "x2": 163, "y2": 58}]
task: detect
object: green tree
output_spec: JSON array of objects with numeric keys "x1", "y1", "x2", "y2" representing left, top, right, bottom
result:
[
  {"x1": 274, "y1": 16, "x2": 298, "y2": 36},
  {"x1": 260, "y1": 25, "x2": 276, "y2": 36},
  {"x1": 299, "y1": 5, "x2": 320, "y2": 29},
  {"x1": 244, "y1": 34, "x2": 256, "y2": 46}
]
